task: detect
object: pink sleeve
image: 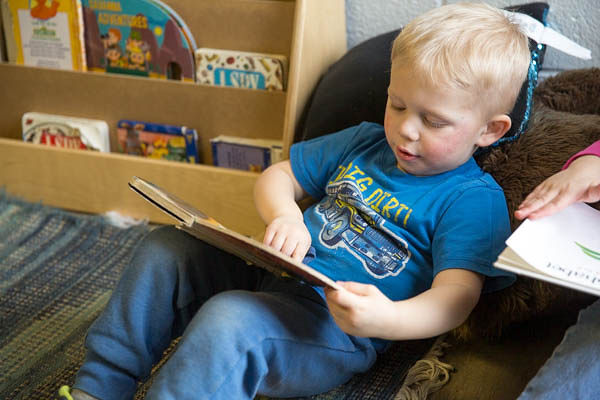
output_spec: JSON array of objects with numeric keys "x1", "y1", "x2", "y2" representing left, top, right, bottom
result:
[{"x1": 562, "y1": 140, "x2": 600, "y2": 170}]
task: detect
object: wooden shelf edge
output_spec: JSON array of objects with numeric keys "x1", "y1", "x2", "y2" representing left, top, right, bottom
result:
[{"x1": 0, "y1": 139, "x2": 264, "y2": 237}]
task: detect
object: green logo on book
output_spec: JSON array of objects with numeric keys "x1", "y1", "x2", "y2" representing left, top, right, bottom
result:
[{"x1": 575, "y1": 242, "x2": 600, "y2": 261}]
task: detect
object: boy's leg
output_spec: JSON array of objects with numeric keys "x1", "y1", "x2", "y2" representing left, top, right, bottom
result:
[
  {"x1": 73, "y1": 225, "x2": 267, "y2": 400},
  {"x1": 146, "y1": 280, "x2": 379, "y2": 400}
]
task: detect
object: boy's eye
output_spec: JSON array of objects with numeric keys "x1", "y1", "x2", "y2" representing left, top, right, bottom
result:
[
  {"x1": 391, "y1": 104, "x2": 406, "y2": 111},
  {"x1": 424, "y1": 117, "x2": 447, "y2": 128}
]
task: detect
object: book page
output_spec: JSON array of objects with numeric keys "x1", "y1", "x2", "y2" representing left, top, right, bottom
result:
[{"x1": 506, "y1": 203, "x2": 600, "y2": 291}]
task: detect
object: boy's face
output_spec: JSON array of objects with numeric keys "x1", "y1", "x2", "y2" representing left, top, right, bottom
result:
[{"x1": 384, "y1": 65, "x2": 491, "y2": 176}]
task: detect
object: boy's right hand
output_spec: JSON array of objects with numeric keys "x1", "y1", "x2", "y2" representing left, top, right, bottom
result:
[{"x1": 263, "y1": 215, "x2": 312, "y2": 261}]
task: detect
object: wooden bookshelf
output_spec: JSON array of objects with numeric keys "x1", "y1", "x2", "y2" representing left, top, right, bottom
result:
[{"x1": 0, "y1": 0, "x2": 346, "y2": 236}]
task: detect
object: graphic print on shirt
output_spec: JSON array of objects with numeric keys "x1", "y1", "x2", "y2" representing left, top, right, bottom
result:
[{"x1": 316, "y1": 179, "x2": 411, "y2": 278}]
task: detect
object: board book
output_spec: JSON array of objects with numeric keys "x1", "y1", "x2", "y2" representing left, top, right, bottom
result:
[
  {"x1": 494, "y1": 202, "x2": 600, "y2": 297},
  {"x1": 128, "y1": 176, "x2": 342, "y2": 290},
  {"x1": 195, "y1": 48, "x2": 287, "y2": 91},
  {"x1": 116, "y1": 119, "x2": 199, "y2": 163},
  {"x1": 81, "y1": 0, "x2": 196, "y2": 81},
  {"x1": 22, "y1": 111, "x2": 109, "y2": 152}
]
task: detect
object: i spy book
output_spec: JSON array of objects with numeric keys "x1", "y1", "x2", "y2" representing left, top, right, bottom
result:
[
  {"x1": 494, "y1": 202, "x2": 600, "y2": 296},
  {"x1": 128, "y1": 176, "x2": 341, "y2": 290}
]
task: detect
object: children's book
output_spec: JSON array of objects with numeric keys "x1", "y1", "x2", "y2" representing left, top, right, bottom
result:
[
  {"x1": 128, "y1": 176, "x2": 342, "y2": 290},
  {"x1": 211, "y1": 135, "x2": 283, "y2": 172},
  {"x1": 1, "y1": 0, "x2": 86, "y2": 70},
  {"x1": 22, "y1": 111, "x2": 109, "y2": 151},
  {"x1": 81, "y1": 0, "x2": 196, "y2": 81},
  {"x1": 494, "y1": 202, "x2": 600, "y2": 296},
  {"x1": 196, "y1": 48, "x2": 287, "y2": 91},
  {"x1": 116, "y1": 119, "x2": 199, "y2": 163}
]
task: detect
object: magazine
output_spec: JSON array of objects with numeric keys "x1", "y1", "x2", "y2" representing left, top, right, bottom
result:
[
  {"x1": 128, "y1": 176, "x2": 342, "y2": 290},
  {"x1": 494, "y1": 202, "x2": 600, "y2": 296}
]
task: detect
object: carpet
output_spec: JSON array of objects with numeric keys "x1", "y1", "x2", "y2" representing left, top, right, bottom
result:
[{"x1": 0, "y1": 192, "x2": 437, "y2": 399}]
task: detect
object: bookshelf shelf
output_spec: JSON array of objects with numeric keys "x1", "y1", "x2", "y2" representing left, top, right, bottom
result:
[{"x1": 0, "y1": 0, "x2": 346, "y2": 236}]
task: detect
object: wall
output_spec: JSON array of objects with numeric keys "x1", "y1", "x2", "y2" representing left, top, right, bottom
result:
[{"x1": 345, "y1": 0, "x2": 598, "y2": 74}]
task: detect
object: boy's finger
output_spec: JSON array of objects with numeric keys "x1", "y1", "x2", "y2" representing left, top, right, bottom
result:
[{"x1": 338, "y1": 281, "x2": 375, "y2": 296}]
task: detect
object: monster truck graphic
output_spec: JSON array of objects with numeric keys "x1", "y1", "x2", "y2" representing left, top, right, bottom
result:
[{"x1": 316, "y1": 180, "x2": 410, "y2": 278}]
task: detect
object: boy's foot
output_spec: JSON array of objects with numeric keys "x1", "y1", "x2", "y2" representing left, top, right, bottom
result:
[{"x1": 58, "y1": 386, "x2": 99, "y2": 400}]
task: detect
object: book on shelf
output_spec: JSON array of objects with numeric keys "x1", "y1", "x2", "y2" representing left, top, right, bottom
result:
[
  {"x1": 494, "y1": 202, "x2": 600, "y2": 296},
  {"x1": 1, "y1": 0, "x2": 86, "y2": 70},
  {"x1": 210, "y1": 135, "x2": 283, "y2": 172},
  {"x1": 195, "y1": 48, "x2": 287, "y2": 91},
  {"x1": 80, "y1": 0, "x2": 196, "y2": 81},
  {"x1": 22, "y1": 111, "x2": 109, "y2": 152},
  {"x1": 116, "y1": 119, "x2": 200, "y2": 164},
  {"x1": 128, "y1": 176, "x2": 342, "y2": 291}
]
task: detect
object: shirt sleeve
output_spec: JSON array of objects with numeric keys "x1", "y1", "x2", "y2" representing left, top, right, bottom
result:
[
  {"x1": 562, "y1": 140, "x2": 600, "y2": 169},
  {"x1": 431, "y1": 185, "x2": 516, "y2": 293},
  {"x1": 289, "y1": 124, "x2": 364, "y2": 199}
]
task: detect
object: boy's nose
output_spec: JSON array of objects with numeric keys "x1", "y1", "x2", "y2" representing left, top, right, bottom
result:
[{"x1": 396, "y1": 115, "x2": 420, "y2": 142}]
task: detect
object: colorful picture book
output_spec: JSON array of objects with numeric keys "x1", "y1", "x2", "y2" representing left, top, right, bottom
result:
[
  {"x1": 196, "y1": 48, "x2": 287, "y2": 91},
  {"x1": 1, "y1": 0, "x2": 86, "y2": 70},
  {"x1": 116, "y1": 119, "x2": 199, "y2": 163},
  {"x1": 129, "y1": 176, "x2": 342, "y2": 290},
  {"x1": 80, "y1": 0, "x2": 196, "y2": 81},
  {"x1": 495, "y1": 203, "x2": 600, "y2": 296},
  {"x1": 22, "y1": 111, "x2": 109, "y2": 151},
  {"x1": 210, "y1": 135, "x2": 283, "y2": 172}
]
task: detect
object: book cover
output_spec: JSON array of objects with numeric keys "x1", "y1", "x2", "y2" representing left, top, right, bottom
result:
[
  {"x1": 211, "y1": 135, "x2": 283, "y2": 172},
  {"x1": 81, "y1": 0, "x2": 195, "y2": 81},
  {"x1": 1, "y1": 0, "x2": 86, "y2": 70},
  {"x1": 22, "y1": 111, "x2": 109, "y2": 151},
  {"x1": 128, "y1": 176, "x2": 341, "y2": 290},
  {"x1": 116, "y1": 119, "x2": 199, "y2": 163},
  {"x1": 494, "y1": 202, "x2": 600, "y2": 296},
  {"x1": 196, "y1": 48, "x2": 287, "y2": 91}
]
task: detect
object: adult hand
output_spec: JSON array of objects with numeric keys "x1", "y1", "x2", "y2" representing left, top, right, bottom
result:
[{"x1": 515, "y1": 155, "x2": 600, "y2": 220}]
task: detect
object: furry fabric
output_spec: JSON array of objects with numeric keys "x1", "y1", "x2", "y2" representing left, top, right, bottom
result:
[{"x1": 452, "y1": 68, "x2": 600, "y2": 341}]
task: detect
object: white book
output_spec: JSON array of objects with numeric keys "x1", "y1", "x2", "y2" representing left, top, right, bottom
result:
[{"x1": 494, "y1": 202, "x2": 600, "y2": 297}]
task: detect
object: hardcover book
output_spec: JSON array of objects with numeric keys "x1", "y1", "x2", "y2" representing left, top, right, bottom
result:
[
  {"x1": 494, "y1": 202, "x2": 600, "y2": 296},
  {"x1": 128, "y1": 176, "x2": 341, "y2": 290},
  {"x1": 1, "y1": 0, "x2": 86, "y2": 70},
  {"x1": 210, "y1": 135, "x2": 283, "y2": 172}
]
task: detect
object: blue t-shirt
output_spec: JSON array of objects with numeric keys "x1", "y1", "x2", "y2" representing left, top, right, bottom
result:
[{"x1": 290, "y1": 122, "x2": 515, "y2": 301}]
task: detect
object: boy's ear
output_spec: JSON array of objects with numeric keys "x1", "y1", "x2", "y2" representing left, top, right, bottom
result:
[{"x1": 477, "y1": 114, "x2": 512, "y2": 147}]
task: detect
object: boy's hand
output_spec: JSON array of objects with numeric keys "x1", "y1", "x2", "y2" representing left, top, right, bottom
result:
[
  {"x1": 263, "y1": 215, "x2": 311, "y2": 261},
  {"x1": 515, "y1": 155, "x2": 600, "y2": 220},
  {"x1": 324, "y1": 281, "x2": 395, "y2": 338}
]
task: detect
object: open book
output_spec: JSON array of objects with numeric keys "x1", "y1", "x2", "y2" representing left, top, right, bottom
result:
[
  {"x1": 128, "y1": 176, "x2": 342, "y2": 290},
  {"x1": 494, "y1": 202, "x2": 600, "y2": 296}
]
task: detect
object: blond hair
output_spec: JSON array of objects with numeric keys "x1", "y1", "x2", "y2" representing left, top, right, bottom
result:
[{"x1": 391, "y1": 2, "x2": 531, "y2": 116}]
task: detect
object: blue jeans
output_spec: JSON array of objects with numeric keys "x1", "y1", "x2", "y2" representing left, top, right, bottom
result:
[
  {"x1": 74, "y1": 226, "x2": 379, "y2": 400},
  {"x1": 518, "y1": 298, "x2": 600, "y2": 399}
]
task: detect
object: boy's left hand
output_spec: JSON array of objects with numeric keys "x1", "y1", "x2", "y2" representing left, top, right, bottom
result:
[{"x1": 324, "y1": 281, "x2": 395, "y2": 338}]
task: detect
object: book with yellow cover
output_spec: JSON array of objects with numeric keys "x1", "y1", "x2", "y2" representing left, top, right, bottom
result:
[{"x1": 1, "y1": 0, "x2": 86, "y2": 70}]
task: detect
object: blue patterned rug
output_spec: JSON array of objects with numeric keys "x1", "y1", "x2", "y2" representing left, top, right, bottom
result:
[{"x1": 0, "y1": 192, "x2": 432, "y2": 399}]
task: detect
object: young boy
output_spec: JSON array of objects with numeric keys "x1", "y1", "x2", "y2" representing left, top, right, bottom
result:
[{"x1": 62, "y1": 3, "x2": 531, "y2": 399}]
